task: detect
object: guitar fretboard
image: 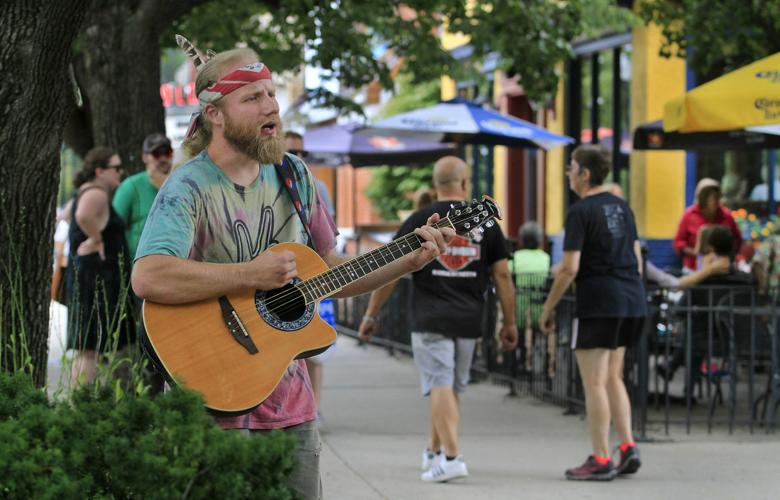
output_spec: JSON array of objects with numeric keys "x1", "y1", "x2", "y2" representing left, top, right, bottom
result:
[{"x1": 297, "y1": 218, "x2": 454, "y2": 303}]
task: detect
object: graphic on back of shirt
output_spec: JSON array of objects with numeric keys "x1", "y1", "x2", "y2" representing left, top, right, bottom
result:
[
  {"x1": 603, "y1": 203, "x2": 627, "y2": 239},
  {"x1": 433, "y1": 235, "x2": 481, "y2": 278}
]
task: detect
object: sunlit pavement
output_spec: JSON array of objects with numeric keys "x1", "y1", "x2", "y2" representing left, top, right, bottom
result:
[
  {"x1": 44, "y1": 310, "x2": 780, "y2": 499},
  {"x1": 319, "y1": 336, "x2": 779, "y2": 500},
  {"x1": 47, "y1": 301, "x2": 71, "y2": 394}
]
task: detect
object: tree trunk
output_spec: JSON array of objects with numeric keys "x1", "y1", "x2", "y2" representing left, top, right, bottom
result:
[
  {"x1": 0, "y1": 0, "x2": 90, "y2": 385},
  {"x1": 70, "y1": 0, "x2": 208, "y2": 173},
  {"x1": 72, "y1": 5, "x2": 164, "y2": 172}
]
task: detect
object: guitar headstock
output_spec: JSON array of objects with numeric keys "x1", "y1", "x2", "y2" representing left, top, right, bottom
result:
[{"x1": 445, "y1": 196, "x2": 503, "y2": 237}]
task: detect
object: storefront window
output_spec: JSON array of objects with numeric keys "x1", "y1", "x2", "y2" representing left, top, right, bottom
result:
[
  {"x1": 697, "y1": 150, "x2": 769, "y2": 212},
  {"x1": 568, "y1": 39, "x2": 632, "y2": 205}
]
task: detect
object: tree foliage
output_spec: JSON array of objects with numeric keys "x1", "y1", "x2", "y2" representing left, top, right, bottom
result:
[
  {"x1": 171, "y1": 0, "x2": 633, "y2": 106},
  {"x1": 365, "y1": 165, "x2": 436, "y2": 221},
  {"x1": 65, "y1": 0, "x2": 637, "y2": 164},
  {"x1": 364, "y1": 74, "x2": 439, "y2": 221},
  {"x1": 639, "y1": 0, "x2": 780, "y2": 82}
]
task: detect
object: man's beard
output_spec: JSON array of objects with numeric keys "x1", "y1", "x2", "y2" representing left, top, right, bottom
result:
[{"x1": 223, "y1": 114, "x2": 285, "y2": 164}]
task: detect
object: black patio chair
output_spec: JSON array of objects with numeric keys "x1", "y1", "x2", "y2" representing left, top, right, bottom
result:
[{"x1": 714, "y1": 289, "x2": 776, "y2": 432}]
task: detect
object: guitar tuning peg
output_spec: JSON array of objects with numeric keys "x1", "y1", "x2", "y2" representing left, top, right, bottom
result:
[
  {"x1": 450, "y1": 203, "x2": 455, "y2": 209},
  {"x1": 472, "y1": 198, "x2": 478, "y2": 204},
  {"x1": 485, "y1": 220, "x2": 495, "y2": 228}
]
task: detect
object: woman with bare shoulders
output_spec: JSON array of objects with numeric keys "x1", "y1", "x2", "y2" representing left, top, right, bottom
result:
[{"x1": 66, "y1": 147, "x2": 135, "y2": 387}]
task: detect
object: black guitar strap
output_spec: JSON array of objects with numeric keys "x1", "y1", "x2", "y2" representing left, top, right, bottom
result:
[{"x1": 274, "y1": 154, "x2": 316, "y2": 251}]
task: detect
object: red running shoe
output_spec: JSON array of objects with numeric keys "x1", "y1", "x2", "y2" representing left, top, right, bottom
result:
[{"x1": 565, "y1": 456, "x2": 617, "y2": 481}]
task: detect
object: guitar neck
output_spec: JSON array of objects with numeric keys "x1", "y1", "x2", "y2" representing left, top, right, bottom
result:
[{"x1": 297, "y1": 218, "x2": 455, "y2": 303}]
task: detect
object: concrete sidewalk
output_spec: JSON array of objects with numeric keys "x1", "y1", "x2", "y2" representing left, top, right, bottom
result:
[{"x1": 318, "y1": 336, "x2": 779, "y2": 500}]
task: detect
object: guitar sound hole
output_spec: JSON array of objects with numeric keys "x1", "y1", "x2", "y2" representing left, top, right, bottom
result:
[{"x1": 264, "y1": 283, "x2": 306, "y2": 322}]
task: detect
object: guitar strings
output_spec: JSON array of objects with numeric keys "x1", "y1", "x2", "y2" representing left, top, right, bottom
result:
[
  {"x1": 264, "y1": 204, "x2": 495, "y2": 318},
  {"x1": 262, "y1": 207, "x2": 490, "y2": 317},
  {"x1": 262, "y1": 221, "x2": 446, "y2": 316},
  {"x1": 266, "y1": 231, "x2": 422, "y2": 305},
  {"x1": 262, "y1": 214, "x2": 463, "y2": 313},
  {"x1": 262, "y1": 206, "x2": 492, "y2": 317},
  {"x1": 264, "y1": 231, "x2": 427, "y2": 318}
]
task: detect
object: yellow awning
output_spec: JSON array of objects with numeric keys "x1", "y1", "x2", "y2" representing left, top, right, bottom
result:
[{"x1": 663, "y1": 51, "x2": 780, "y2": 132}]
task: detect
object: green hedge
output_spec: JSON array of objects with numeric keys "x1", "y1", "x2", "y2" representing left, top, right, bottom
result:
[{"x1": 0, "y1": 372, "x2": 296, "y2": 499}]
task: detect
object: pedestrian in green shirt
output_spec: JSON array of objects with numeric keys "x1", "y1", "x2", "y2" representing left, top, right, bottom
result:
[
  {"x1": 113, "y1": 133, "x2": 173, "y2": 396},
  {"x1": 112, "y1": 133, "x2": 173, "y2": 259},
  {"x1": 509, "y1": 221, "x2": 551, "y2": 374},
  {"x1": 509, "y1": 221, "x2": 551, "y2": 329}
]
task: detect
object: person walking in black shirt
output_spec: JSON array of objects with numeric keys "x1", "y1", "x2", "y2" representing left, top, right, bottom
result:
[
  {"x1": 540, "y1": 145, "x2": 646, "y2": 481},
  {"x1": 359, "y1": 156, "x2": 518, "y2": 483}
]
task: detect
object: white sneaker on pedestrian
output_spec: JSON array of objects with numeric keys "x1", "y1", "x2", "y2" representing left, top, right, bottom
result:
[
  {"x1": 421, "y1": 455, "x2": 468, "y2": 482},
  {"x1": 421, "y1": 447, "x2": 443, "y2": 471}
]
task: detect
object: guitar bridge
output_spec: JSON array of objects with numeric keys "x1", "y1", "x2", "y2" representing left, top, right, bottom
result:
[{"x1": 218, "y1": 296, "x2": 259, "y2": 354}]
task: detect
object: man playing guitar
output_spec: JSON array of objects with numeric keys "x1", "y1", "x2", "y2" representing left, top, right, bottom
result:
[{"x1": 132, "y1": 41, "x2": 454, "y2": 500}]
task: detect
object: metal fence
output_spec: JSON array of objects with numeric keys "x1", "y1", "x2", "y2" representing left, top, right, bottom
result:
[{"x1": 334, "y1": 277, "x2": 780, "y2": 435}]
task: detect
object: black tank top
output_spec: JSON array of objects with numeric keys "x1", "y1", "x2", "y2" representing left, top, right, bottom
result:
[{"x1": 69, "y1": 185, "x2": 128, "y2": 263}]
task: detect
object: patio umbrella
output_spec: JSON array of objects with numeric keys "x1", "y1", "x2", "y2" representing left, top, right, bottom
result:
[
  {"x1": 369, "y1": 97, "x2": 574, "y2": 150},
  {"x1": 664, "y1": 51, "x2": 780, "y2": 132},
  {"x1": 303, "y1": 123, "x2": 454, "y2": 167}
]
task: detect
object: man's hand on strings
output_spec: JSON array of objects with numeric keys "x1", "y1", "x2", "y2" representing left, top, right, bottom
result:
[
  {"x1": 247, "y1": 249, "x2": 297, "y2": 290},
  {"x1": 409, "y1": 213, "x2": 456, "y2": 270}
]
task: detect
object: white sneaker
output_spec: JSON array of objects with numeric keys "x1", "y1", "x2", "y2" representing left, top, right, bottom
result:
[
  {"x1": 421, "y1": 448, "x2": 444, "y2": 471},
  {"x1": 421, "y1": 455, "x2": 468, "y2": 482}
]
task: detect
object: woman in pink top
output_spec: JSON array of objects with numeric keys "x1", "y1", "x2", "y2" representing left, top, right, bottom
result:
[{"x1": 673, "y1": 179, "x2": 742, "y2": 272}]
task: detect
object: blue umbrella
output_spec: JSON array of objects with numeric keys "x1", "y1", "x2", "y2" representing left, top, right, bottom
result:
[
  {"x1": 370, "y1": 97, "x2": 574, "y2": 150},
  {"x1": 303, "y1": 123, "x2": 454, "y2": 167}
]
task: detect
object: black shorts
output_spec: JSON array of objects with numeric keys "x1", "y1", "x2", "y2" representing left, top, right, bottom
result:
[{"x1": 571, "y1": 317, "x2": 645, "y2": 350}]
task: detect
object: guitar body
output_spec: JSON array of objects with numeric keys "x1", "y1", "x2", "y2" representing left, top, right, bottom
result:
[{"x1": 142, "y1": 242, "x2": 337, "y2": 413}]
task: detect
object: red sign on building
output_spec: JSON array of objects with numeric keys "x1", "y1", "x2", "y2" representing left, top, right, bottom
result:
[{"x1": 160, "y1": 82, "x2": 198, "y2": 108}]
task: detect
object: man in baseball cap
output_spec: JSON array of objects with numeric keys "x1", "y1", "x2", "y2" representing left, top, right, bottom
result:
[
  {"x1": 114, "y1": 133, "x2": 174, "y2": 259},
  {"x1": 112, "y1": 132, "x2": 174, "y2": 396},
  {"x1": 142, "y1": 133, "x2": 173, "y2": 156}
]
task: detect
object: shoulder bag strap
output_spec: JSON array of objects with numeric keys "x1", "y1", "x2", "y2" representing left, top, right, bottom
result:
[{"x1": 274, "y1": 155, "x2": 315, "y2": 251}]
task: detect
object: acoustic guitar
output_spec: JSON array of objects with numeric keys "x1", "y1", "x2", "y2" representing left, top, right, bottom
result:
[{"x1": 143, "y1": 196, "x2": 502, "y2": 413}]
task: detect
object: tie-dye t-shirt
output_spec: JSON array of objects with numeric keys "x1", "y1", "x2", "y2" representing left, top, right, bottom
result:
[{"x1": 136, "y1": 150, "x2": 337, "y2": 430}]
